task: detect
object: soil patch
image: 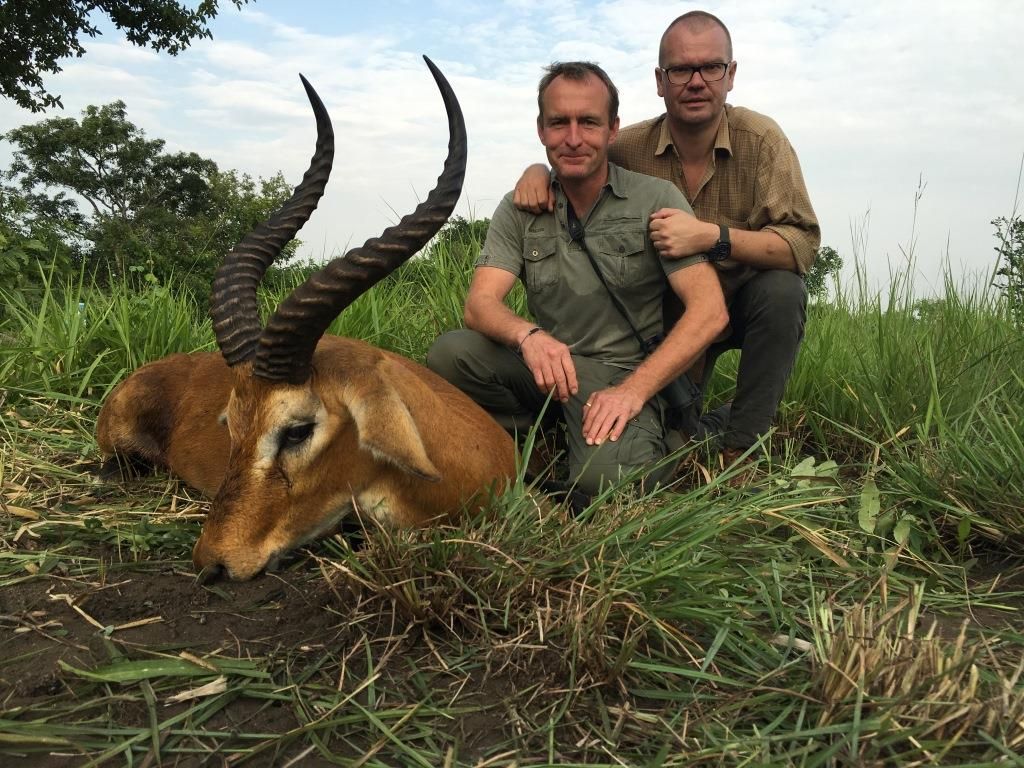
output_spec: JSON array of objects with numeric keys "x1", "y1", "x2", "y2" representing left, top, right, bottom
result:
[{"x1": 0, "y1": 554, "x2": 560, "y2": 765}]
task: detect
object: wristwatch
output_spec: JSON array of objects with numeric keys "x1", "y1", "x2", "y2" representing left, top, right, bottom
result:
[{"x1": 706, "y1": 224, "x2": 731, "y2": 262}]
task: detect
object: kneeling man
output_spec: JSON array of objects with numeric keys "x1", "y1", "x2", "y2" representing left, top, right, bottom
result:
[{"x1": 428, "y1": 61, "x2": 728, "y2": 497}]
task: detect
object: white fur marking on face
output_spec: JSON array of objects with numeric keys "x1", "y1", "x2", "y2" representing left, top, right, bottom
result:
[
  {"x1": 356, "y1": 490, "x2": 394, "y2": 524},
  {"x1": 300, "y1": 402, "x2": 331, "y2": 460},
  {"x1": 255, "y1": 430, "x2": 279, "y2": 468},
  {"x1": 250, "y1": 390, "x2": 327, "y2": 470}
]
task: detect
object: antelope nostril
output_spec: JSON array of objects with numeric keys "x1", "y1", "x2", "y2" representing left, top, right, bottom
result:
[{"x1": 197, "y1": 563, "x2": 225, "y2": 585}]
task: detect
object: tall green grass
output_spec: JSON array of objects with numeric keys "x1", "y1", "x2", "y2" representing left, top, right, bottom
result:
[
  {"x1": 2, "y1": 229, "x2": 1023, "y2": 764},
  {"x1": 790, "y1": 263, "x2": 1024, "y2": 550},
  {"x1": 2, "y1": 231, "x2": 1022, "y2": 548},
  {"x1": 0, "y1": 262, "x2": 211, "y2": 401}
]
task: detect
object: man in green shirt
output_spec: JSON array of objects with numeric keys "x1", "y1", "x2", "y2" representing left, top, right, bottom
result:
[
  {"x1": 514, "y1": 12, "x2": 821, "y2": 459},
  {"x1": 427, "y1": 61, "x2": 727, "y2": 497}
]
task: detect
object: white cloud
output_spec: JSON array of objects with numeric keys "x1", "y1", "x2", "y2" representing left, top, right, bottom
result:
[{"x1": 2, "y1": 0, "x2": 1023, "y2": 295}]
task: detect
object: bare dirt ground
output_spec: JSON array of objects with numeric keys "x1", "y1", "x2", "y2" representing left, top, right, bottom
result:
[
  {"x1": 5, "y1": 541, "x2": 1023, "y2": 767},
  {"x1": 3, "y1": 569, "x2": 335, "y2": 707},
  {"x1": 0, "y1": 538, "x2": 575, "y2": 765},
  {"x1": 0, "y1": 442, "x2": 649, "y2": 764}
]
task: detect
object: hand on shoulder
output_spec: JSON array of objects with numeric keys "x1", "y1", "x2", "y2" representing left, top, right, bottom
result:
[{"x1": 513, "y1": 163, "x2": 554, "y2": 213}]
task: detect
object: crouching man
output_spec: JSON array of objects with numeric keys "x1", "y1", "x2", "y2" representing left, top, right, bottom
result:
[{"x1": 428, "y1": 61, "x2": 728, "y2": 497}]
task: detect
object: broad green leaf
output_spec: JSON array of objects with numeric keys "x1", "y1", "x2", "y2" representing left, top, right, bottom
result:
[
  {"x1": 957, "y1": 516, "x2": 972, "y2": 544},
  {"x1": 858, "y1": 479, "x2": 880, "y2": 533},
  {"x1": 817, "y1": 460, "x2": 839, "y2": 476},
  {"x1": 59, "y1": 658, "x2": 211, "y2": 683},
  {"x1": 792, "y1": 456, "x2": 816, "y2": 476},
  {"x1": 59, "y1": 656, "x2": 267, "y2": 683},
  {"x1": 894, "y1": 517, "x2": 913, "y2": 546}
]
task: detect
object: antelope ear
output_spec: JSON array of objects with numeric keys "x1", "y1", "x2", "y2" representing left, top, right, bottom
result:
[{"x1": 347, "y1": 377, "x2": 441, "y2": 482}]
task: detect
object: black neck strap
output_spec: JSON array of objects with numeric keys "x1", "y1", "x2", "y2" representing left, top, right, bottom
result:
[{"x1": 565, "y1": 201, "x2": 653, "y2": 354}]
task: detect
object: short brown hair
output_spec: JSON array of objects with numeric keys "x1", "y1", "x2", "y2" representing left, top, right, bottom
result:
[
  {"x1": 660, "y1": 11, "x2": 733, "y2": 64},
  {"x1": 537, "y1": 61, "x2": 619, "y2": 124}
]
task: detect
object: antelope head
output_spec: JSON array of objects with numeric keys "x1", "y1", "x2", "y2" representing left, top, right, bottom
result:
[{"x1": 192, "y1": 57, "x2": 472, "y2": 581}]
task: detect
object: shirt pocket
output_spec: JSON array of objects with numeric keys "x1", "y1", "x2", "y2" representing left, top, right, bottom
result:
[
  {"x1": 523, "y1": 235, "x2": 559, "y2": 292},
  {"x1": 590, "y1": 229, "x2": 647, "y2": 288}
]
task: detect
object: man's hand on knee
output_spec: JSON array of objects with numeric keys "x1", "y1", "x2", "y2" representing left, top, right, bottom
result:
[
  {"x1": 582, "y1": 385, "x2": 645, "y2": 445},
  {"x1": 521, "y1": 330, "x2": 578, "y2": 402}
]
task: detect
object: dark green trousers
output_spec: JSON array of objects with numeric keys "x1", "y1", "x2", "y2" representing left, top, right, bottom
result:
[
  {"x1": 703, "y1": 270, "x2": 807, "y2": 450},
  {"x1": 427, "y1": 329, "x2": 672, "y2": 496}
]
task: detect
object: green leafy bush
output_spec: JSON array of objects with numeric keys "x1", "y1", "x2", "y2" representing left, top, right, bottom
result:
[{"x1": 993, "y1": 215, "x2": 1024, "y2": 327}]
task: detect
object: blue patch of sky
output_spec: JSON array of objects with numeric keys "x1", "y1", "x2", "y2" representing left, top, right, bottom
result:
[
  {"x1": 211, "y1": 1, "x2": 535, "y2": 68},
  {"x1": 70, "y1": 1, "x2": 601, "y2": 89}
]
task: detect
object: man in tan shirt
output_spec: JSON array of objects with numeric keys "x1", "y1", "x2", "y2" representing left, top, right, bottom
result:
[{"x1": 515, "y1": 10, "x2": 820, "y2": 458}]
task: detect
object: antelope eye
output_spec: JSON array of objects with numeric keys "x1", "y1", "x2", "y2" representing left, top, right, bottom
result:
[{"x1": 281, "y1": 423, "x2": 314, "y2": 450}]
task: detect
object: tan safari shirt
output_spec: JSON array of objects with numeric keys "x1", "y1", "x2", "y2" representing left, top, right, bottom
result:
[
  {"x1": 477, "y1": 163, "x2": 696, "y2": 368},
  {"x1": 609, "y1": 104, "x2": 820, "y2": 300}
]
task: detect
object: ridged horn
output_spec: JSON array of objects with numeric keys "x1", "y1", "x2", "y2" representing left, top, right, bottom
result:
[
  {"x1": 209, "y1": 75, "x2": 334, "y2": 367},
  {"x1": 253, "y1": 56, "x2": 466, "y2": 384}
]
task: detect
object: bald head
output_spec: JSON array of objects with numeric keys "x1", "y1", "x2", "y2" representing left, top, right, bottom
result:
[{"x1": 659, "y1": 11, "x2": 733, "y2": 65}]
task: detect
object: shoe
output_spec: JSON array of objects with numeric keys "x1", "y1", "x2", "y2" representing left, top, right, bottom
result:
[
  {"x1": 531, "y1": 477, "x2": 592, "y2": 516},
  {"x1": 717, "y1": 445, "x2": 760, "y2": 488},
  {"x1": 671, "y1": 439, "x2": 759, "y2": 489},
  {"x1": 696, "y1": 402, "x2": 731, "y2": 440}
]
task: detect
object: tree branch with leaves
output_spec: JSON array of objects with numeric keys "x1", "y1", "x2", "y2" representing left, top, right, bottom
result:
[
  {"x1": 3, "y1": 100, "x2": 295, "y2": 301},
  {"x1": 0, "y1": 0, "x2": 249, "y2": 112}
]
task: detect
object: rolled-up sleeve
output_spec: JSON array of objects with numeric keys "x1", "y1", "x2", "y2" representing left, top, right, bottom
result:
[
  {"x1": 751, "y1": 135, "x2": 820, "y2": 275},
  {"x1": 476, "y1": 193, "x2": 526, "y2": 276}
]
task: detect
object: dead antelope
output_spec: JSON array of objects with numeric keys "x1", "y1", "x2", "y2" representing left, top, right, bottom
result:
[{"x1": 96, "y1": 58, "x2": 516, "y2": 581}]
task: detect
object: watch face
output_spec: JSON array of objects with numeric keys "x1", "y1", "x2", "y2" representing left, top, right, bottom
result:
[{"x1": 708, "y1": 242, "x2": 730, "y2": 262}]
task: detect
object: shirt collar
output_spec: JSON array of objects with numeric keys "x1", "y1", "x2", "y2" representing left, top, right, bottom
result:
[
  {"x1": 655, "y1": 105, "x2": 734, "y2": 159},
  {"x1": 713, "y1": 106, "x2": 733, "y2": 156},
  {"x1": 550, "y1": 162, "x2": 629, "y2": 200},
  {"x1": 605, "y1": 162, "x2": 629, "y2": 198}
]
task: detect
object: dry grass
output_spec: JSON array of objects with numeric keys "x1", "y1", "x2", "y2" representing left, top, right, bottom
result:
[{"x1": 2, "y1": 403, "x2": 1024, "y2": 765}]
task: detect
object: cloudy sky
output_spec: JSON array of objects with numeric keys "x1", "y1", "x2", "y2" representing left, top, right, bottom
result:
[{"x1": 2, "y1": 0, "x2": 1023, "y2": 295}]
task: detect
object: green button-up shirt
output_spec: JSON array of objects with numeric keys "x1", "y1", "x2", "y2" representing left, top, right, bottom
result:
[{"x1": 477, "y1": 163, "x2": 695, "y2": 368}]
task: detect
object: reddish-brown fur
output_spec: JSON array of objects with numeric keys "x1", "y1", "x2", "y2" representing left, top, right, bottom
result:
[
  {"x1": 97, "y1": 335, "x2": 516, "y2": 579},
  {"x1": 97, "y1": 60, "x2": 495, "y2": 580},
  {"x1": 97, "y1": 352, "x2": 233, "y2": 496}
]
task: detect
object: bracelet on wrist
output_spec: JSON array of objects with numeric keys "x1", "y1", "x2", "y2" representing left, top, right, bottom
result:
[{"x1": 515, "y1": 326, "x2": 543, "y2": 353}]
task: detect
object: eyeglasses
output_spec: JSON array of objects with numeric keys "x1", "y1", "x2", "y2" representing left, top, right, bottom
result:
[{"x1": 659, "y1": 62, "x2": 731, "y2": 86}]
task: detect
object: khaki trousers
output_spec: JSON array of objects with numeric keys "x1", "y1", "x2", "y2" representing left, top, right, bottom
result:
[{"x1": 427, "y1": 329, "x2": 673, "y2": 497}]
